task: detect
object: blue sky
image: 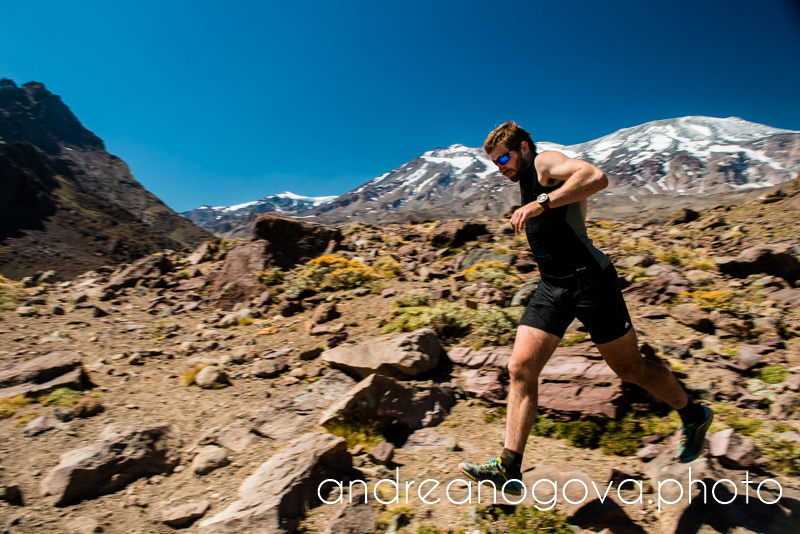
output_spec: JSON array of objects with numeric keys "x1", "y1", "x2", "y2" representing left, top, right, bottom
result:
[{"x1": 2, "y1": 0, "x2": 799, "y2": 212}]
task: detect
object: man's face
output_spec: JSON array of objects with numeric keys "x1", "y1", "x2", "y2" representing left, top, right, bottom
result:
[{"x1": 489, "y1": 143, "x2": 525, "y2": 182}]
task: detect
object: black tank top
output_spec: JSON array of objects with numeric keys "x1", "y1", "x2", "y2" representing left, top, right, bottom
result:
[{"x1": 518, "y1": 157, "x2": 610, "y2": 281}]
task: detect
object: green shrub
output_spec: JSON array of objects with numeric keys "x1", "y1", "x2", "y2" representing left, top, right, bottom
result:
[
  {"x1": 757, "y1": 365, "x2": 791, "y2": 385},
  {"x1": 394, "y1": 292, "x2": 432, "y2": 308},
  {"x1": 474, "y1": 306, "x2": 523, "y2": 345},
  {"x1": 601, "y1": 414, "x2": 646, "y2": 456},
  {"x1": 484, "y1": 406, "x2": 507, "y2": 423},
  {"x1": 753, "y1": 433, "x2": 800, "y2": 476},
  {"x1": 462, "y1": 261, "x2": 523, "y2": 292},
  {"x1": 530, "y1": 415, "x2": 558, "y2": 437},
  {"x1": 559, "y1": 420, "x2": 603, "y2": 448},
  {"x1": 255, "y1": 267, "x2": 284, "y2": 286},
  {"x1": 372, "y1": 256, "x2": 402, "y2": 279},
  {"x1": 560, "y1": 332, "x2": 587, "y2": 347},
  {"x1": 475, "y1": 505, "x2": 573, "y2": 534},
  {"x1": 40, "y1": 388, "x2": 81, "y2": 407},
  {"x1": 324, "y1": 418, "x2": 384, "y2": 450},
  {"x1": 0, "y1": 275, "x2": 26, "y2": 313}
]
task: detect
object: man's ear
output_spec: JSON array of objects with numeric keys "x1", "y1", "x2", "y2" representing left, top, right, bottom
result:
[{"x1": 519, "y1": 140, "x2": 529, "y2": 155}]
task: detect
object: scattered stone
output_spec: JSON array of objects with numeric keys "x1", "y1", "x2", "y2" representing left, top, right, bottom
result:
[
  {"x1": 623, "y1": 272, "x2": 689, "y2": 305},
  {"x1": 717, "y1": 244, "x2": 800, "y2": 282},
  {"x1": 770, "y1": 393, "x2": 800, "y2": 420},
  {"x1": 460, "y1": 368, "x2": 507, "y2": 403},
  {"x1": 41, "y1": 423, "x2": 182, "y2": 505},
  {"x1": 510, "y1": 277, "x2": 541, "y2": 306},
  {"x1": 162, "y1": 500, "x2": 210, "y2": 528},
  {"x1": 636, "y1": 443, "x2": 665, "y2": 461},
  {"x1": 367, "y1": 441, "x2": 395, "y2": 465},
  {"x1": 198, "y1": 433, "x2": 351, "y2": 533},
  {"x1": 669, "y1": 303, "x2": 715, "y2": 333},
  {"x1": 312, "y1": 303, "x2": 339, "y2": 324},
  {"x1": 429, "y1": 221, "x2": 489, "y2": 248},
  {"x1": 319, "y1": 374, "x2": 456, "y2": 432},
  {"x1": 300, "y1": 347, "x2": 324, "y2": 360},
  {"x1": 191, "y1": 446, "x2": 230, "y2": 475},
  {"x1": 322, "y1": 493, "x2": 377, "y2": 534},
  {"x1": 72, "y1": 398, "x2": 105, "y2": 419},
  {"x1": 188, "y1": 242, "x2": 214, "y2": 265},
  {"x1": 380, "y1": 287, "x2": 396, "y2": 298},
  {"x1": 323, "y1": 328, "x2": 442, "y2": 379},
  {"x1": 708, "y1": 429, "x2": 766, "y2": 469},
  {"x1": 25, "y1": 415, "x2": 58, "y2": 437},
  {"x1": 194, "y1": 366, "x2": 230, "y2": 389},
  {"x1": 0, "y1": 350, "x2": 88, "y2": 400},
  {"x1": 104, "y1": 255, "x2": 172, "y2": 291},
  {"x1": 279, "y1": 300, "x2": 304, "y2": 317},
  {"x1": 0, "y1": 484, "x2": 23, "y2": 506}
]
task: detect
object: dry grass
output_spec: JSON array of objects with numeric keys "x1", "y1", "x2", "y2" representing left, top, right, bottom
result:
[{"x1": 0, "y1": 394, "x2": 33, "y2": 420}]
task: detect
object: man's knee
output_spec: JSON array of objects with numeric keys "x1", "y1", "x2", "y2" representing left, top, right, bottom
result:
[
  {"x1": 508, "y1": 354, "x2": 543, "y2": 384},
  {"x1": 613, "y1": 359, "x2": 650, "y2": 385}
]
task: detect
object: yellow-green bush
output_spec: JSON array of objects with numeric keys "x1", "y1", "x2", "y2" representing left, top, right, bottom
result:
[
  {"x1": 0, "y1": 395, "x2": 33, "y2": 420},
  {"x1": 372, "y1": 256, "x2": 402, "y2": 279},
  {"x1": 381, "y1": 302, "x2": 473, "y2": 340},
  {"x1": 39, "y1": 388, "x2": 81, "y2": 407},
  {"x1": 753, "y1": 433, "x2": 800, "y2": 476},
  {"x1": 324, "y1": 418, "x2": 384, "y2": 450},
  {"x1": 462, "y1": 261, "x2": 522, "y2": 292},
  {"x1": 757, "y1": 365, "x2": 791, "y2": 385},
  {"x1": 474, "y1": 306, "x2": 523, "y2": 345},
  {"x1": 255, "y1": 267, "x2": 284, "y2": 286},
  {"x1": 0, "y1": 275, "x2": 26, "y2": 313},
  {"x1": 294, "y1": 255, "x2": 380, "y2": 291}
]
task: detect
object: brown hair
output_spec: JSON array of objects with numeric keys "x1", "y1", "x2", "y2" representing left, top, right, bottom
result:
[{"x1": 484, "y1": 121, "x2": 536, "y2": 157}]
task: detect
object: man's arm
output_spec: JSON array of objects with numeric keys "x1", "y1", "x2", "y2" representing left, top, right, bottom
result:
[{"x1": 510, "y1": 151, "x2": 607, "y2": 233}]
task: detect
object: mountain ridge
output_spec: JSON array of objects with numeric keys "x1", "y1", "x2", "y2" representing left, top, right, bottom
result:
[{"x1": 186, "y1": 116, "x2": 800, "y2": 235}]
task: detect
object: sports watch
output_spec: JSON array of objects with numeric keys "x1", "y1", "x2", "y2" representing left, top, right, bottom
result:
[{"x1": 537, "y1": 193, "x2": 552, "y2": 211}]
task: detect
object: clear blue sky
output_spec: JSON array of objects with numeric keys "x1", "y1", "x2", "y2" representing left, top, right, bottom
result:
[{"x1": 2, "y1": 0, "x2": 799, "y2": 212}]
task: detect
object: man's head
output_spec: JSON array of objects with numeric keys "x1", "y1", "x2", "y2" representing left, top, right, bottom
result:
[{"x1": 484, "y1": 121, "x2": 537, "y2": 182}]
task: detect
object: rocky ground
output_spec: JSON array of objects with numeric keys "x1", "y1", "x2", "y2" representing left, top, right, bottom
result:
[{"x1": 1, "y1": 183, "x2": 800, "y2": 534}]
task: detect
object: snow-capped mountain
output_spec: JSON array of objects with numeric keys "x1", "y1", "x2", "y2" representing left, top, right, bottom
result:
[
  {"x1": 187, "y1": 116, "x2": 800, "y2": 233},
  {"x1": 182, "y1": 192, "x2": 335, "y2": 236}
]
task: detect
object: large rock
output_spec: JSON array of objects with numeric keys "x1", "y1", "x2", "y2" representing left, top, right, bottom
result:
[
  {"x1": 213, "y1": 370, "x2": 356, "y2": 452},
  {"x1": 622, "y1": 272, "x2": 689, "y2": 305},
  {"x1": 0, "y1": 350, "x2": 88, "y2": 400},
  {"x1": 198, "y1": 433, "x2": 351, "y2": 533},
  {"x1": 641, "y1": 444, "x2": 795, "y2": 534},
  {"x1": 461, "y1": 368, "x2": 507, "y2": 403},
  {"x1": 249, "y1": 213, "x2": 343, "y2": 268},
  {"x1": 510, "y1": 276, "x2": 540, "y2": 306},
  {"x1": 460, "y1": 247, "x2": 513, "y2": 271},
  {"x1": 708, "y1": 429, "x2": 766, "y2": 469},
  {"x1": 322, "y1": 494, "x2": 378, "y2": 534},
  {"x1": 212, "y1": 240, "x2": 272, "y2": 303},
  {"x1": 716, "y1": 244, "x2": 800, "y2": 283},
  {"x1": 318, "y1": 374, "x2": 456, "y2": 432},
  {"x1": 669, "y1": 303, "x2": 715, "y2": 333},
  {"x1": 104, "y1": 254, "x2": 173, "y2": 291},
  {"x1": 41, "y1": 423, "x2": 181, "y2": 506},
  {"x1": 428, "y1": 220, "x2": 489, "y2": 248},
  {"x1": 322, "y1": 329, "x2": 443, "y2": 379}
]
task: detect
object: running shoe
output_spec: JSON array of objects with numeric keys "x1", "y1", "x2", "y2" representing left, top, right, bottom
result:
[
  {"x1": 675, "y1": 405, "x2": 713, "y2": 463},
  {"x1": 458, "y1": 457, "x2": 523, "y2": 495}
]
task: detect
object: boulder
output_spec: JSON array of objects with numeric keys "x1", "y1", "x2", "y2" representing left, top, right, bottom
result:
[
  {"x1": 216, "y1": 278, "x2": 267, "y2": 311},
  {"x1": 461, "y1": 368, "x2": 507, "y2": 403},
  {"x1": 198, "y1": 433, "x2": 351, "y2": 533},
  {"x1": 708, "y1": 429, "x2": 766, "y2": 469},
  {"x1": 195, "y1": 366, "x2": 230, "y2": 389},
  {"x1": 428, "y1": 220, "x2": 489, "y2": 248},
  {"x1": 214, "y1": 371, "x2": 356, "y2": 451},
  {"x1": 318, "y1": 374, "x2": 456, "y2": 432},
  {"x1": 191, "y1": 445, "x2": 230, "y2": 475},
  {"x1": 41, "y1": 423, "x2": 182, "y2": 506},
  {"x1": 104, "y1": 254, "x2": 172, "y2": 291},
  {"x1": 0, "y1": 350, "x2": 88, "y2": 400},
  {"x1": 716, "y1": 244, "x2": 800, "y2": 283},
  {"x1": 669, "y1": 303, "x2": 715, "y2": 333},
  {"x1": 188, "y1": 242, "x2": 215, "y2": 265},
  {"x1": 623, "y1": 272, "x2": 689, "y2": 305},
  {"x1": 510, "y1": 277, "x2": 540, "y2": 306},
  {"x1": 322, "y1": 494, "x2": 378, "y2": 534},
  {"x1": 249, "y1": 213, "x2": 343, "y2": 268},
  {"x1": 312, "y1": 302, "x2": 339, "y2": 324},
  {"x1": 669, "y1": 208, "x2": 700, "y2": 225},
  {"x1": 460, "y1": 247, "x2": 513, "y2": 271},
  {"x1": 162, "y1": 501, "x2": 210, "y2": 528},
  {"x1": 521, "y1": 466, "x2": 636, "y2": 530},
  {"x1": 322, "y1": 328, "x2": 443, "y2": 379},
  {"x1": 212, "y1": 240, "x2": 272, "y2": 304}
]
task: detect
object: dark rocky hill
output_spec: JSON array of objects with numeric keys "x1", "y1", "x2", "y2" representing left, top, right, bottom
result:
[
  {"x1": 0, "y1": 142, "x2": 182, "y2": 279},
  {"x1": 0, "y1": 79, "x2": 211, "y2": 248}
]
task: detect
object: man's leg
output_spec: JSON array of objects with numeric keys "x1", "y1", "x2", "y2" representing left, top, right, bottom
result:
[
  {"x1": 595, "y1": 327, "x2": 713, "y2": 462},
  {"x1": 459, "y1": 325, "x2": 561, "y2": 494},
  {"x1": 504, "y1": 325, "x2": 562, "y2": 454}
]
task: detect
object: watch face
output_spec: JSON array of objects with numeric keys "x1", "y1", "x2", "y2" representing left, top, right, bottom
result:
[{"x1": 537, "y1": 193, "x2": 549, "y2": 203}]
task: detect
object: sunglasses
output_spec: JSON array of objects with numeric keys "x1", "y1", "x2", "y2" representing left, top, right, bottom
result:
[{"x1": 493, "y1": 146, "x2": 517, "y2": 166}]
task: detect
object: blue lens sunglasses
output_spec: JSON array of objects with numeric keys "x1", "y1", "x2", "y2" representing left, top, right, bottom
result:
[{"x1": 493, "y1": 146, "x2": 518, "y2": 166}]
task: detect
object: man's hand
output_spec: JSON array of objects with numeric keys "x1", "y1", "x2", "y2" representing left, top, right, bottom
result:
[{"x1": 510, "y1": 202, "x2": 542, "y2": 234}]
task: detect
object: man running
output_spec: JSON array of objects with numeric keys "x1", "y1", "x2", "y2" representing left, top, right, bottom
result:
[{"x1": 458, "y1": 121, "x2": 713, "y2": 495}]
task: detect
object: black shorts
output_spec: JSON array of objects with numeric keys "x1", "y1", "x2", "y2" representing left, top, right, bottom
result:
[{"x1": 519, "y1": 264, "x2": 632, "y2": 345}]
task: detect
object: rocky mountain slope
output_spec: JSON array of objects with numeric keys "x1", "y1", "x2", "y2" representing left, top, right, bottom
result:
[
  {"x1": 0, "y1": 79, "x2": 211, "y2": 249},
  {"x1": 191, "y1": 116, "x2": 800, "y2": 235},
  {"x1": 1, "y1": 182, "x2": 800, "y2": 533}
]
